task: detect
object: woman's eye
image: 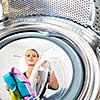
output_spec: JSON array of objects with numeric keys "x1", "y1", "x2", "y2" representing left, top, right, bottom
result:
[
  {"x1": 33, "y1": 55, "x2": 36, "y2": 57},
  {"x1": 26, "y1": 55, "x2": 30, "y2": 57},
  {"x1": 26, "y1": 54, "x2": 36, "y2": 57}
]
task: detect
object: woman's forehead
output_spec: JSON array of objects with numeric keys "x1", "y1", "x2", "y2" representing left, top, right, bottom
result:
[{"x1": 26, "y1": 49, "x2": 37, "y2": 54}]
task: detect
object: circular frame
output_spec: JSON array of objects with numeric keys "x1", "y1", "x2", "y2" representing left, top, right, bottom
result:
[{"x1": 0, "y1": 17, "x2": 100, "y2": 100}]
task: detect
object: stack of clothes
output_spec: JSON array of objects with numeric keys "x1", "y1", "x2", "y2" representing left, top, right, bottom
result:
[{"x1": 3, "y1": 67, "x2": 36, "y2": 100}]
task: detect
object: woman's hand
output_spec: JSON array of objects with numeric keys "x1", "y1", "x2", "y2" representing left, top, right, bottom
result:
[
  {"x1": 42, "y1": 60, "x2": 59, "y2": 90},
  {"x1": 49, "y1": 71, "x2": 59, "y2": 90},
  {"x1": 5, "y1": 85, "x2": 10, "y2": 91}
]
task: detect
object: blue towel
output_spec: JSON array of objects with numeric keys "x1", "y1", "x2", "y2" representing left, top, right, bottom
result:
[{"x1": 3, "y1": 72, "x2": 16, "y2": 90}]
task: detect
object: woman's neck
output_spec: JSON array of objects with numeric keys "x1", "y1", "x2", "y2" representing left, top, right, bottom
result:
[{"x1": 26, "y1": 65, "x2": 34, "y2": 78}]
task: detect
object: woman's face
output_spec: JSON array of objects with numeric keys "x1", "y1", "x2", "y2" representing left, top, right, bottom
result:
[{"x1": 25, "y1": 49, "x2": 39, "y2": 67}]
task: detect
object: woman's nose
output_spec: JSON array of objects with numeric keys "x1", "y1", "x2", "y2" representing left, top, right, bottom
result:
[{"x1": 30, "y1": 55, "x2": 33, "y2": 58}]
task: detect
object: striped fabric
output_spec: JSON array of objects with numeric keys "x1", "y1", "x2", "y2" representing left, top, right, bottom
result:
[{"x1": 3, "y1": 67, "x2": 36, "y2": 100}]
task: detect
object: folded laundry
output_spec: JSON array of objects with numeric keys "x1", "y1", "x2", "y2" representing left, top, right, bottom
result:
[{"x1": 3, "y1": 67, "x2": 36, "y2": 100}]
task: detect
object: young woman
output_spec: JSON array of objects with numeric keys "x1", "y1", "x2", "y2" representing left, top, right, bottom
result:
[
  {"x1": 6, "y1": 49, "x2": 59, "y2": 99},
  {"x1": 25, "y1": 49, "x2": 59, "y2": 98}
]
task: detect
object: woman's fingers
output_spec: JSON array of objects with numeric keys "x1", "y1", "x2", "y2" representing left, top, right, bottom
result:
[{"x1": 5, "y1": 85, "x2": 10, "y2": 91}]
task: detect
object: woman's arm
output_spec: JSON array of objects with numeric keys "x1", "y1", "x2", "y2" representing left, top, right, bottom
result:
[
  {"x1": 48, "y1": 71, "x2": 59, "y2": 90},
  {"x1": 42, "y1": 60, "x2": 59, "y2": 90}
]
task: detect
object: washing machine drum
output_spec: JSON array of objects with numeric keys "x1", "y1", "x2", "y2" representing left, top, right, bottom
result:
[
  {"x1": 0, "y1": 0, "x2": 100, "y2": 100},
  {"x1": 0, "y1": 16, "x2": 100, "y2": 100}
]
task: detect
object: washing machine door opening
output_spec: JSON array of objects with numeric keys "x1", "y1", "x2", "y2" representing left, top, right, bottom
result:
[{"x1": 0, "y1": 25, "x2": 99, "y2": 100}]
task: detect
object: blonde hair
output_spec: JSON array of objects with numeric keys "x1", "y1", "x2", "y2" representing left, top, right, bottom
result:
[{"x1": 30, "y1": 49, "x2": 39, "y2": 58}]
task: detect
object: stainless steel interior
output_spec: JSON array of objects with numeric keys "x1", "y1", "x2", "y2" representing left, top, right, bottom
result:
[
  {"x1": 0, "y1": 0, "x2": 100, "y2": 100},
  {"x1": 1, "y1": 0, "x2": 100, "y2": 33},
  {"x1": 92, "y1": 0, "x2": 100, "y2": 33},
  {"x1": 1, "y1": 0, "x2": 92, "y2": 24}
]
